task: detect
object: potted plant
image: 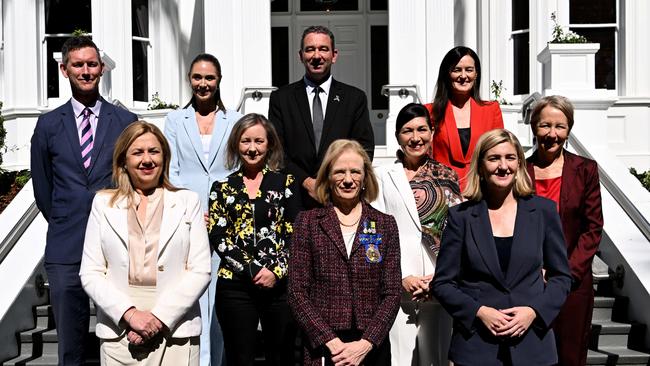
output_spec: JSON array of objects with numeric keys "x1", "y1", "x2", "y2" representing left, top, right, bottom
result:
[{"x1": 537, "y1": 12, "x2": 600, "y2": 92}]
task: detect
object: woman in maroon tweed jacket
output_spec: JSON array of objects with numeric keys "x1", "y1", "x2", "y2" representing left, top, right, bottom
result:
[{"x1": 288, "y1": 139, "x2": 402, "y2": 366}]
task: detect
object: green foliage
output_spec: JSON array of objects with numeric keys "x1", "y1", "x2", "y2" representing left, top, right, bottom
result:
[
  {"x1": 14, "y1": 170, "x2": 31, "y2": 188},
  {"x1": 550, "y1": 12, "x2": 588, "y2": 44},
  {"x1": 72, "y1": 29, "x2": 89, "y2": 37},
  {"x1": 630, "y1": 168, "x2": 650, "y2": 192},
  {"x1": 147, "y1": 92, "x2": 179, "y2": 110},
  {"x1": 0, "y1": 101, "x2": 6, "y2": 167},
  {"x1": 490, "y1": 80, "x2": 510, "y2": 105}
]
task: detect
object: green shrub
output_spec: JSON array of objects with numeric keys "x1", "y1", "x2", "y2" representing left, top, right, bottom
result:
[{"x1": 630, "y1": 168, "x2": 650, "y2": 192}]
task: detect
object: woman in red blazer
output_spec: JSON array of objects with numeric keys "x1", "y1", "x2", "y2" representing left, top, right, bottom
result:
[
  {"x1": 288, "y1": 140, "x2": 401, "y2": 366},
  {"x1": 526, "y1": 95, "x2": 603, "y2": 366},
  {"x1": 426, "y1": 46, "x2": 504, "y2": 190}
]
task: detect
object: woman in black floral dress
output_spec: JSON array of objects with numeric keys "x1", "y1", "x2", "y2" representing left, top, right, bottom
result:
[{"x1": 208, "y1": 113, "x2": 300, "y2": 366}]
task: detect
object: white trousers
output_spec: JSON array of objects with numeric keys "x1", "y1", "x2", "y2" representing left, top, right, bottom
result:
[{"x1": 389, "y1": 296, "x2": 453, "y2": 366}]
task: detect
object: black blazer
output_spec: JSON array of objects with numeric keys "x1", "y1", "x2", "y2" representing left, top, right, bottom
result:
[
  {"x1": 268, "y1": 78, "x2": 375, "y2": 187},
  {"x1": 30, "y1": 99, "x2": 137, "y2": 264},
  {"x1": 431, "y1": 195, "x2": 571, "y2": 366}
]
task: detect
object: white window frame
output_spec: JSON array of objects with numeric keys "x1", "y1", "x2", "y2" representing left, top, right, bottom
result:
[{"x1": 130, "y1": 0, "x2": 154, "y2": 109}]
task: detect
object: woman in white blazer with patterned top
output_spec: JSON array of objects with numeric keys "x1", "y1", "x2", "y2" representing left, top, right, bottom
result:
[
  {"x1": 81, "y1": 121, "x2": 211, "y2": 365},
  {"x1": 372, "y1": 104, "x2": 462, "y2": 366}
]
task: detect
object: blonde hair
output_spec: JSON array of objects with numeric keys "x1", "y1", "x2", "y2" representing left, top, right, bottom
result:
[
  {"x1": 225, "y1": 113, "x2": 283, "y2": 171},
  {"x1": 530, "y1": 95, "x2": 575, "y2": 133},
  {"x1": 463, "y1": 129, "x2": 533, "y2": 201},
  {"x1": 104, "y1": 121, "x2": 178, "y2": 207},
  {"x1": 314, "y1": 139, "x2": 378, "y2": 205}
]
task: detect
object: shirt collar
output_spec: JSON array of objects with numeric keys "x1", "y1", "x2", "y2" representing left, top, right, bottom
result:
[
  {"x1": 304, "y1": 74, "x2": 333, "y2": 95},
  {"x1": 71, "y1": 96, "x2": 102, "y2": 119}
]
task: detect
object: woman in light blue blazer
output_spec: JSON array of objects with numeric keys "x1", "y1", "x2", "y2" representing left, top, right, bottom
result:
[{"x1": 164, "y1": 53, "x2": 242, "y2": 366}]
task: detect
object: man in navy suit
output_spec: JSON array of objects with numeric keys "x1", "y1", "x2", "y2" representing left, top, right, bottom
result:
[
  {"x1": 30, "y1": 36, "x2": 137, "y2": 365},
  {"x1": 268, "y1": 25, "x2": 375, "y2": 208}
]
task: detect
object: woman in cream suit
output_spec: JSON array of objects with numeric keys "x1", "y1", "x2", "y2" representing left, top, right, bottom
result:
[
  {"x1": 80, "y1": 121, "x2": 211, "y2": 365},
  {"x1": 372, "y1": 104, "x2": 462, "y2": 365},
  {"x1": 163, "y1": 53, "x2": 242, "y2": 366}
]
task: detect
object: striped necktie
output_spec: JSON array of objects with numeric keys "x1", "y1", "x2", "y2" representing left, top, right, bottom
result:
[{"x1": 80, "y1": 108, "x2": 94, "y2": 169}]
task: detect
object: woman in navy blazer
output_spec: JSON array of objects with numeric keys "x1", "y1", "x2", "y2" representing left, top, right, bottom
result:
[
  {"x1": 431, "y1": 129, "x2": 571, "y2": 366},
  {"x1": 163, "y1": 53, "x2": 242, "y2": 366},
  {"x1": 526, "y1": 95, "x2": 603, "y2": 366}
]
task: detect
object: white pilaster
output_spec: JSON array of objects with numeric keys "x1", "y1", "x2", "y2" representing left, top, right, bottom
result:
[
  {"x1": 2, "y1": 0, "x2": 40, "y2": 108},
  {"x1": 386, "y1": 0, "x2": 453, "y2": 155},
  {"x1": 204, "y1": 0, "x2": 272, "y2": 111},
  {"x1": 91, "y1": 0, "x2": 131, "y2": 104},
  {"x1": 621, "y1": 0, "x2": 650, "y2": 97}
]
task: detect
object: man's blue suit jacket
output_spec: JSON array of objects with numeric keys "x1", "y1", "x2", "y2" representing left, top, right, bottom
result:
[{"x1": 31, "y1": 99, "x2": 137, "y2": 264}]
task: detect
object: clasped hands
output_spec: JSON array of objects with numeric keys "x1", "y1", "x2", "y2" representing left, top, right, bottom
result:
[
  {"x1": 325, "y1": 337, "x2": 373, "y2": 366},
  {"x1": 122, "y1": 307, "x2": 164, "y2": 345},
  {"x1": 402, "y1": 274, "x2": 433, "y2": 301},
  {"x1": 476, "y1": 305, "x2": 536, "y2": 338}
]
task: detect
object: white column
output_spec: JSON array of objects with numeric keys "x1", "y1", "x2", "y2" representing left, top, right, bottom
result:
[
  {"x1": 91, "y1": 0, "x2": 132, "y2": 104},
  {"x1": 386, "y1": 0, "x2": 453, "y2": 155},
  {"x1": 2, "y1": 0, "x2": 40, "y2": 109},
  {"x1": 204, "y1": 0, "x2": 272, "y2": 111},
  {"x1": 621, "y1": 0, "x2": 650, "y2": 97}
]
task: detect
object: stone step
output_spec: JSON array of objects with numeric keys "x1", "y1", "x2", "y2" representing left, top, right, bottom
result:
[
  {"x1": 586, "y1": 349, "x2": 610, "y2": 365},
  {"x1": 597, "y1": 346, "x2": 650, "y2": 365},
  {"x1": 593, "y1": 296, "x2": 615, "y2": 321},
  {"x1": 593, "y1": 320, "x2": 632, "y2": 348},
  {"x1": 20, "y1": 317, "x2": 97, "y2": 343},
  {"x1": 3, "y1": 352, "x2": 99, "y2": 366}
]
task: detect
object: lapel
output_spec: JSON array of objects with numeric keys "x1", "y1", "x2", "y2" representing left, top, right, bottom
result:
[
  {"x1": 467, "y1": 99, "x2": 484, "y2": 159},
  {"x1": 88, "y1": 98, "x2": 111, "y2": 176},
  {"x1": 468, "y1": 200, "x2": 507, "y2": 287},
  {"x1": 559, "y1": 150, "x2": 581, "y2": 220},
  {"x1": 293, "y1": 80, "x2": 316, "y2": 149},
  {"x1": 349, "y1": 202, "x2": 376, "y2": 258},
  {"x1": 103, "y1": 190, "x2": 185, "y2": 259},
  {"x1": 386, "y1": 162, "x2": 421, "y2": 230},
  {"x1": 181, "y1": 107, "x2": 209, "y2": 172},
  {"x1": 158, "y1": 189, "x2": 184, "y2": 258},
  {"x1": 104, "y1": 196, "x2": 130, "y2": 252},
  {"x1": 443, "y1": 102, "x2": 465, "y2": 165},
  {"x1": 207, "y1": 109, "x2": 232, "y2": 170},
  {"x1": 320, "y1": 79, "x2": 343, "y2": 153},
  {"x1": 61, "y1": 101, "x2": 88, "y2": 174},
  {"x1": 505, "y1": 197, "x2": 538, "y2": 285},
  {"x1": 318, "y1": 206, "x2": 348, "y2": 259}
]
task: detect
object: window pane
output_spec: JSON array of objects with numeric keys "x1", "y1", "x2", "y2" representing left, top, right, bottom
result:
[
  {"x1": 511, "y1": 0, "x2": 529, "y2": 31},
  {"x1": 370, "y1": 0, "x2": 388, "y2": 11},
  {"x1": 513, "y1": 32, "x2": 529, "y2": 95},
  {"x1": 370, "y1": 25, "x2": 388, "y2": 110},
  {"x1": 271, "y1": 0, "x2": 289, "y2": 12},
  {"x1": 132, "y1": 0, "x2": 149, "y2": 38},
  {"x1": 46, "y1": 37, "x2": 68, "y2": 98},
  {"x1": 300, "y1": 0, "x2": 358, "y2": 12},
  {"x1": 271, "y1": 27, "x2": 290, "y2": 87},
  {"x1": 132, "y1": 40, "x2": 148, "y2": 102},
  {"x1": 45, "y1": 0, "x2": 91, "y2": 34},
  {"x1": 570, "y1": 0, "x2": 615, "y2": 24},
  {"x1": 570, "y1": 27, "x2": 616, "y2": 89}
]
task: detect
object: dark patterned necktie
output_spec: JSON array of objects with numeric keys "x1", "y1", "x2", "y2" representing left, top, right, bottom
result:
[{"x1": 312, "y1": 86, "x2": 324, "y2": 151}]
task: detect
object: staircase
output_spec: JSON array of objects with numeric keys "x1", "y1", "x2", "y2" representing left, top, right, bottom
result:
[
  {"x1": 586, "y1": 276, "x2": 650, "y2": 366},
  {"x1": 3, "y1": 302, "x2": 99, "y2": 366}
]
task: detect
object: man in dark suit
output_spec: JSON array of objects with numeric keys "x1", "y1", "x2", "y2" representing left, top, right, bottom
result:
[
  {"x1": 268, "y1": 25, "x2": 375, "y2": 207},
  {"x1": 30, "y1": 36, "x2": 137, "y2": 365}
]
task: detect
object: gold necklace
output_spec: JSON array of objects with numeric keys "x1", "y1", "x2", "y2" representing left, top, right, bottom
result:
[{"x1": 336, "y1": 204, "x2": 362, "y2": 227}]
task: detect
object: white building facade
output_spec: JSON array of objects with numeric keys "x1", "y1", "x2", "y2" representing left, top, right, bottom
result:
[{"x1": 1, "y1": 0, "x2": 649, "y2": 170}]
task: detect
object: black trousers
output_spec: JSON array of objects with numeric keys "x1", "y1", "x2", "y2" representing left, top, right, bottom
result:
[
  {"x1": 216, "y1": 277, "x2": 295, "y2": 366},
  {"x1": 45, "y1": 262, "x2": 90, "y2": 366}
]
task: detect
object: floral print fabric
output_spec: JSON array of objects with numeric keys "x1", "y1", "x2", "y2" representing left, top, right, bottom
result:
[{"x1": 208, "y1": 167, "x2": 300, "y2": 280}]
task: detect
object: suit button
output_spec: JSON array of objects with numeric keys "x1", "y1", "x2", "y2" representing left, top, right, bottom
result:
[{"x1": 158, "y1": 265, "x2": 164, "y2": 272}]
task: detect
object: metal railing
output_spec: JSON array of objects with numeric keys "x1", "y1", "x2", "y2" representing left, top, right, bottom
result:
[
  {"x1": 380, "y1": 84, "x2": 423, "y2": 104},
  {"x1": 235, "y1": 86, "x2": 278, "y2": 113},
  {"x1": 0, "y1": 202, "x2": 40, "y2": 265}
]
